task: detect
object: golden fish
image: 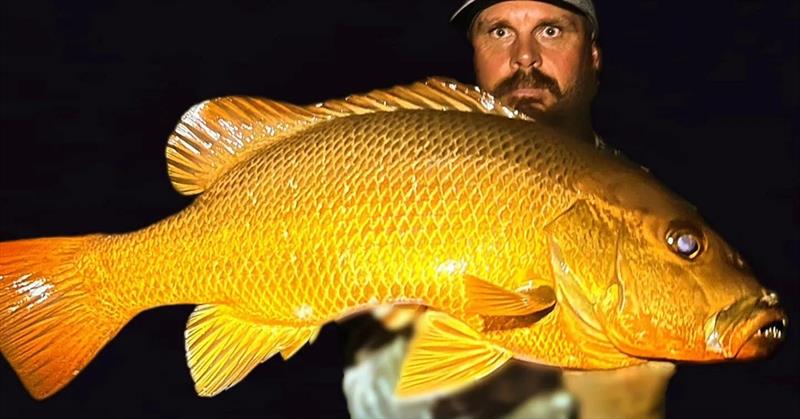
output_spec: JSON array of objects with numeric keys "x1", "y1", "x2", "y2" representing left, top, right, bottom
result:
[{"x1": 0, "y1": 78, "x2": 787, "y2": 401}]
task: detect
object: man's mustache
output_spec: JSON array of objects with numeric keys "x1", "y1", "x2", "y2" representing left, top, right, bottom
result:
[{"x1": 492, "y1": 69, "x2": 562, "y2": 99}]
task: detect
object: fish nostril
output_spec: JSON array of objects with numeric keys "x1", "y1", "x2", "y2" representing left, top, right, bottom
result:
[{"x1": 759, "y1": 291, "x2": 780, "y2": 308}]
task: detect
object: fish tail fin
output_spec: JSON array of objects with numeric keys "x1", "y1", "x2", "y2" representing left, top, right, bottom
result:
[{"x1": 0, "y1": 235, "x2": 130, "y2": 399}]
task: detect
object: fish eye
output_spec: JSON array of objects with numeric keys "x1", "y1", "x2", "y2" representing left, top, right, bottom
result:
[{"x1": 665, "y1": 224, "x2": 704, "y2": 260}]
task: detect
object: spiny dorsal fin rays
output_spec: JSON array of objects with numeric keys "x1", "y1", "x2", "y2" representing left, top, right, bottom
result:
[
  {"x1": 166, "y1": 97, "x2": 317, "y2": 195},
  {"x1": 165, "y1": 77, "x2": 526, "y2": 196}
]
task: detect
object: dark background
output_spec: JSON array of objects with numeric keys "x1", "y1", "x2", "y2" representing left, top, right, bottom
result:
[{"x1": 1, "y1": 1, "x2": 797, "y2": 418}]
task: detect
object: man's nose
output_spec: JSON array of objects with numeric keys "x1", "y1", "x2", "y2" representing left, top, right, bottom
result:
[{"x1": 512, "y1": 34, "x2": 541, "y2": 70}]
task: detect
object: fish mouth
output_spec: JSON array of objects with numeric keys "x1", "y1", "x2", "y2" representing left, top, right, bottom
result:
[
  {"x1": 706, "y1": 291, "x2": 787, "y2": 359},
  {"x1": 734, "y1": 311, "x2": 787, "y2": 359}
]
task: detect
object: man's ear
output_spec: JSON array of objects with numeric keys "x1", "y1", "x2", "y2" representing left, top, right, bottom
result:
[{"x1": 591, "y1": 41, "x2": 602, "y2": 72}]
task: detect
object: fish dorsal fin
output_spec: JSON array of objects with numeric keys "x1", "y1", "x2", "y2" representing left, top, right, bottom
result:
[
  {"x1": 395, "y1": 311, "x2": 512, "y2": 399},
  {"x1": 184, "y1": 304, "x2": 319, "y2": 397},
  {"x1": 166, "y1": 77, "x2": 527, "y2": 195},
  {"x1": 166, "y1": 97, "x2": 317, "y2": 195},
  {"x1": 316, "y1": 76, "x2": 527, "y2": 118},
  {"x1": 465, "y1": 274, "x2": 556, "y2": 317}
]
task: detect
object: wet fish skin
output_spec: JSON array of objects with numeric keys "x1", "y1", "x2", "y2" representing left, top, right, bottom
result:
[
  {"x1": 0, "y1": 78, "x2": 785, "y2": 400},
  {"x1": 103, "y1": 109, "x2": 588, "y2": 362}
]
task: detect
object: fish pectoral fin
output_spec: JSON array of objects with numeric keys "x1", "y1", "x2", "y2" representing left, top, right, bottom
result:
[
  {"x1": 395, "y1": 311, "x2": 512, "y2": 399},
  {"x1": 185, "y1": 304, "x2": 319, "y2": 397},
  {"x1": 465, "y1": 274, "x2": 556, "y2": 316}
]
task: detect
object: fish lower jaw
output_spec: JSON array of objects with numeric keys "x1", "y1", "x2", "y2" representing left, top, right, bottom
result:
[
  {"x1": 753, "y1": 321, "x2": 784, "y2": 340},
  {"x1": 711, "y1": 305, "x2": 788, "y2": 360},
  {"x1": 733, "y1": 317, "x2": 788, "y2": 360},
  {"x1": 705, "y1": 294, "x2": 788, "y2": 361}
]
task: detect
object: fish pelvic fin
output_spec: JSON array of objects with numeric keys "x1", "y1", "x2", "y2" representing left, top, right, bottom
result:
[
  {"x1": 0, "y1": 235, "x2": 130, "y2": 400},
  {"x1": 465, "y1": 274, "x2": 556, "y2": 316},
  {"x1": 185, "y1": 304, "x2": 319, "y2": 397},
  {"x1": 395, "y1": 311, "x2": 512, "y2": 399},
  {"x1": 166, "y1": 77, "x2": 528, "y2": 195}
]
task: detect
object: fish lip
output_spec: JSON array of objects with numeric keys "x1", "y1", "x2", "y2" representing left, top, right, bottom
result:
[
  {"x1": 731, "y1": 308, "x2": 787, "y2": 359},
  {"x1": 706, "y1": 292, "x2": 787, "y2": 359}
]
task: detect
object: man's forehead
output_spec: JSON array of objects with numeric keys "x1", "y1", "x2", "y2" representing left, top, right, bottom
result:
[
  {"x1": 453, "y1": 0, "x2": 599, "y2": 40},
  {"x1": 475, "y1": 1, "x2": 582, "y2": 29}
]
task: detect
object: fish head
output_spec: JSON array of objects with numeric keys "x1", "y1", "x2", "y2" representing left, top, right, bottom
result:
[
  {"x1": 552, "y1": 160, "x2": 787, "y2": 364},
  {"x1": 607, "y1": 206, "x2": 787, "y2": 362}
]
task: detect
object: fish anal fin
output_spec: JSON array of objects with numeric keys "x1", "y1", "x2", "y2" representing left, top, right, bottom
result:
[
  {"x1": 185, "y1": 304, "x2": 319, "y2": 396},
  {"x1": 280, "y1": 327, "x2": 320, "y2": 360},
  {"x1": 166, "y1": 77, "x2": 526, "y2": 196},
  {"x1": 372, "y1": 304, "x2": 427, "y2": 331},
  {"x1": 395, "y1": 311, "x2": 512, "y2": 399},
  {"x1": 465, "y1": 274, "x2": 556, "y2": 316}
]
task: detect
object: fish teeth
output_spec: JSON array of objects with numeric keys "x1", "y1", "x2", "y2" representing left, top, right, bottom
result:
[
  {"x1": 755, "y1": 325, "x2": 784, "y2": 340},
  {"x1": 758, "y1": 325, "x2": 783, "y2": 340}
]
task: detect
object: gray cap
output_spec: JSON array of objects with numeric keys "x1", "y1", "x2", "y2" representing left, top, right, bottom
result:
[{"x1": 451, "y1": 0, "x2": 598, "y2": 38}]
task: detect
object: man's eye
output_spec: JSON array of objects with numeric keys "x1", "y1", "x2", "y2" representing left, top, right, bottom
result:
[
  {"x1": 490, "y1": 27, "x2": 511, "y2": 39},
  {"x1": 541, "y1": 26, "x2": 562, "y2": 38}
]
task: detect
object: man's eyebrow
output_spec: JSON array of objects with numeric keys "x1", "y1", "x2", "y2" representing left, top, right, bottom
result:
[
  {"x1": 474, "y1": 17, "x2": 513, "y2": 32},
  {"x1": 474, "y1": 15, "x2": 579, "y2": 33},
  {"x1": 537, "y1": 16, "x2": 578, "y2": 30}
]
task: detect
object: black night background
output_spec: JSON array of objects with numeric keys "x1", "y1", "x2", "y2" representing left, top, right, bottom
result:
[{"x1": 1, "y1": 1, "x2": 797, "y2": 418}]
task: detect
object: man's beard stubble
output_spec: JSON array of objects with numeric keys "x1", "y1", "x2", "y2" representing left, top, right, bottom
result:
[
  {"x1": 490, "y1": 68, "x2": 593, "y2": 129},
  {"x1": 492, "y1": 67, "x2": 563, "y2": 100}
]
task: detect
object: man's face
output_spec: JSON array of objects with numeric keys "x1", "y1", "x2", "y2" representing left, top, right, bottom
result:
[{"x1": 471, "y1": 1, "x2": 600, "y2": 123}]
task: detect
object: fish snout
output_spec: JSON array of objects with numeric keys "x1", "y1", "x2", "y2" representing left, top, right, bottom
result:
[
  {"x1": 733, "y1": 291, "x2": 787, "y2": 360},
  {"x1": 706, "y1": 291, "x2": 787, "y2": 360}
]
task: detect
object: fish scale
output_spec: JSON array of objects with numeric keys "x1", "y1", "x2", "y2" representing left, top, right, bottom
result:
[
  {"x1": 0, "y1": 78, "x2": 785, "y2": 400},
  {"x1": 95, "y1": 110, "x2": 575, "y2": 326}
]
